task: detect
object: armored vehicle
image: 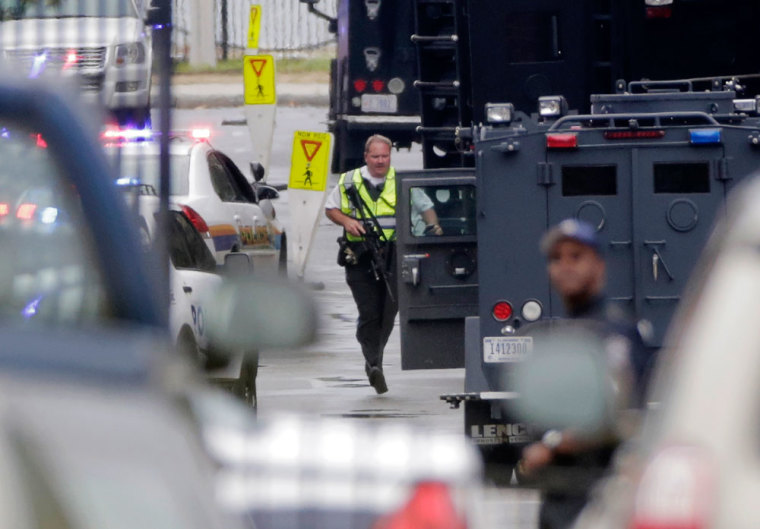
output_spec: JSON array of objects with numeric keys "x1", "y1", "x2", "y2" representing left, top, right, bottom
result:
[{"x1": 393, "y1": 0, "x2": 760, "y2": 470}]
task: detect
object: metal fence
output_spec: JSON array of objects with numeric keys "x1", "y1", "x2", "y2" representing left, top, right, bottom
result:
[{"x1": 173, "y1": 0, "x2": 338, "y2": 61}]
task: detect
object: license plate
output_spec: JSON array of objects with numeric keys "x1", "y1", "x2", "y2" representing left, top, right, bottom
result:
[
  {"x1": 361, "y1": 94, "x2": 398, "y2": 113},
  {"x1": 483, "y1": 336, "x2": 533, "y2": 363}
]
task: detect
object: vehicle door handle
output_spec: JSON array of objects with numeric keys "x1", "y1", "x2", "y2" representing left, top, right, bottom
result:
[{"x1": 183, "y1": 286, "x2": 192, "y2": 293}]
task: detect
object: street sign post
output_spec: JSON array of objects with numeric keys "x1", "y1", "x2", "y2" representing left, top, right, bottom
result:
[{"x1": 288, "y1": 130, "x2": 333, "y2": 278}]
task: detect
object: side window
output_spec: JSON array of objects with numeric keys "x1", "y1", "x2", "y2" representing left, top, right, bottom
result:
[
  {"x1": 167, "y1": 212, "x2": 194, "y2": 269},
  {"x1": 654, "y1": 162, "x2": 710, "y2": 193},
  {"x1": 207, "y1": 153, "x2": 240, "y2": 202},
  {"x1": 562, "y1": 165, "x2": 617, "y2": 196},
  {"x1": 409, "y1": 185, "x2": 477, "y2": 236},
  {"x1": 217, "y1": 152, "x2": 257, "y2": 203},
  {"x1": 176, "y1": 212, "x2": 217, "y2": 272}
]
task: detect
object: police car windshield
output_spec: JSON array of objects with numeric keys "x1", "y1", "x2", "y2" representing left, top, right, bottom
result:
[
  {"x1": 0, "y1": 0, "x2": 139, "y2": 19},
  {"x1": 110, "y1": 154, "x2": 191, "y2": 196}
]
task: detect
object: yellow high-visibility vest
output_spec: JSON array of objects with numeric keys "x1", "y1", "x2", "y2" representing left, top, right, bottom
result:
[{"x1": 339, "y1": 168, "x2": 396, "y2": 242}]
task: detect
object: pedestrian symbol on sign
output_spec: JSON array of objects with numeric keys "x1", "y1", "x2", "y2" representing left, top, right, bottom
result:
[
  {"x1": 289, "y1": 132, "x2": 331, "y2": 192},
  {"x1": 300, "y1": 140, "x2": 322, "y2": 186},
  {"x1": 244, "y1": 54, "x2": 276, "y2": 105},
  {"x1": 249, "y1": 58, "x2": 267, "y2": 98}
]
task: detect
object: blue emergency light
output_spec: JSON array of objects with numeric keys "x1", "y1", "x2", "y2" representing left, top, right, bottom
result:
[{"x1": 689, "y1": 128, "x2": 722, "y2": 145}]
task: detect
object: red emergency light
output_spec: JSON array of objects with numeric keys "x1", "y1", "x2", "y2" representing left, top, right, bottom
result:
[
  {"x1": 546, "y1": 133, "x2": 578, "y2": 149},
  {"x1": 372, "y1": 79, "x2": 385, "y2": 92}
]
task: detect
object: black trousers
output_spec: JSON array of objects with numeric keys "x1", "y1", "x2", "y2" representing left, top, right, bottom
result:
[{"x1": 345, "y1": 247, "x2": 398, "y2": 372}]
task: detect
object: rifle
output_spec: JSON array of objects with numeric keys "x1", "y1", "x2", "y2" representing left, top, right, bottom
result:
[{"x1": 345, "y1": 185, "x2": 395, "y2": 302}]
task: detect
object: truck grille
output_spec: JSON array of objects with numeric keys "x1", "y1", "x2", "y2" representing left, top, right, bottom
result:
[{"x1": 5, "y1": 46, "x2": 107, "y2": 73}]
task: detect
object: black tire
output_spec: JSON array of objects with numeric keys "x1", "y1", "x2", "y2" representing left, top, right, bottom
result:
[
  {"x1": 234, "y1": 352, "x2": 259, "y2": 410},
  {"x1": 278, "y1": 232, "x2": 288, "y2": 277},
  {"x1": 176, "y1": 327, "x2": 200, "y2": 363}
]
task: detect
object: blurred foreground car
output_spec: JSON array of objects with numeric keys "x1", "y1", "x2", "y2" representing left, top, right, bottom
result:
[
  {"x1": 185, "y1": 390, "x2": 484, "y2": 529},
  {"x1": 0, "y1": 0, "x2": 153, "y2": 127},
  {"x1": 525, "y1": 176, "x2": 760, "y2": 529},
  {"x1": 105, "y1": 128, "x2": 287, "y2": 275},
  {"x1": 0, "y1": 75, "x2": 315, "y2": 526}
]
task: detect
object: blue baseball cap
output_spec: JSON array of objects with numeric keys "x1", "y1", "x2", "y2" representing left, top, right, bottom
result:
[{"x1": 540, "y1": 219, "x2": 600, "y2": 255}]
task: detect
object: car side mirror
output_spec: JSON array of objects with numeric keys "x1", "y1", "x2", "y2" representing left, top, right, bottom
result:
[
  {"x1": 250, "y1": 162, "x2": 265, "y2": 182},
  {"x1": 255, "y1": 184, "x2": 280, "y2": 201},
  {"x1": 206, "y1": 278, "x2": 317, "y2": 351}
]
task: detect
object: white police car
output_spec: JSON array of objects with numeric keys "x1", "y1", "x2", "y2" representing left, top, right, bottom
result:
[
  {"x1": 105, "y1": 128, "x2": 286, "y2": 277},
  {"x1": 122, "y1": 185, "x2": 258, "y2": 406}
]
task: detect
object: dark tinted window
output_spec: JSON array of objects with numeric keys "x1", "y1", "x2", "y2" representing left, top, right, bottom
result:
[
  {"x1": 208, "y1": 154, "x2": 242, "y2": 202},
  {"x1": 506, "y1": 12, "x2": 560, "y2": 63},
  {"x1": 177, "y1": 213, "x2": 216, "y2": 272},
  {"x1": 562, "y1": 165, "x2": 617, "y2": 196},
  {"x1": 168, "y1": 212, "x2": 216, "y2": 272},
  {"x1": 654, "y1": 162, "x2": 710, "y2": 194},
  {"x1": 167, "y1": 212, "x2": 194, "y2": 269},
  {"x1": 216, "y1": 152, "x2": 257, "y2": 203}
]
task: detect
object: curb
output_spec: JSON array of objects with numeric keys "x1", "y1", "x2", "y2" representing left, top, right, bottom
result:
[
  {"x1": 167, "y1": 83, "x2": 329, "y2": 109},
  {"x1": 172, "y1": 93, "x2": 330, "y2": 108}
]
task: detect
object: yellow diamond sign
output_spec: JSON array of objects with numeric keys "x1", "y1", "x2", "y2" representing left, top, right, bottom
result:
[{"x1": 244, "y1": 54, "x2": 276, "y2": 105}]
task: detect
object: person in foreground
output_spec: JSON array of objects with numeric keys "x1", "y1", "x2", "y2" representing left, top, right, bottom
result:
[{"x1": 515, "y1": 218, "x2": 652, "y2": 529}]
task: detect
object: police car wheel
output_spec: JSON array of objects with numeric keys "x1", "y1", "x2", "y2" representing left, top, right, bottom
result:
[
  {"x1": 236, "y1": 355, "x2": 258, "y2": 410},
  {"x1": 176, "y1": 327, "x2": 200, "y2": 363}
]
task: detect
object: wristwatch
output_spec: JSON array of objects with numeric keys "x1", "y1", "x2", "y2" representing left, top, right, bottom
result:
[{"x1": 541, "y1": 429, "x2": 563, "y2": 450}]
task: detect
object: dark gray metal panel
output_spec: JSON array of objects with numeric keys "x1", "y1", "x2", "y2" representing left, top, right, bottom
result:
[{"x1": 464, "y1": 316, "x2": 488, "y2": 392}]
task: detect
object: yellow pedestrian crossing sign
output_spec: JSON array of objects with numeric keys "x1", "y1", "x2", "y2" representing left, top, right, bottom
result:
[
  {"x1": 244, "y1": 54, "x2": 276, "y2": 105},
  {"x1": 247, "y1": 5, "x2": 261, "y2": 49},
  {"x1": 289, "y1": 131, "x2": 332, "y2": 191}
]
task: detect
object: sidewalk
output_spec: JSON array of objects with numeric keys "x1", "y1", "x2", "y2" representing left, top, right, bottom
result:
[{"x1": 167, "y1": 73, "x2": 329, "y2": 108}]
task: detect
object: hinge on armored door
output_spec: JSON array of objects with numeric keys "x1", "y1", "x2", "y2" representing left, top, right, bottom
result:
[
  {"x1": 716, "y1": 158, "x2": 730, "y2": 181},
  {"x1": 538, "y1": 163, "x2": 554, "y2": 186}
]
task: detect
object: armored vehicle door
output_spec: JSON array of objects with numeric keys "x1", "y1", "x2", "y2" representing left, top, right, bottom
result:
[
  {"x1": 634, "y1": 142, "x2": 727, "y2": 344},
  {"x1": 396, "y1": 169, "x2": 477, "y2": 369},
  {"x1": 545, "y1": 149, "x2": 635, "y2": 317}
]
